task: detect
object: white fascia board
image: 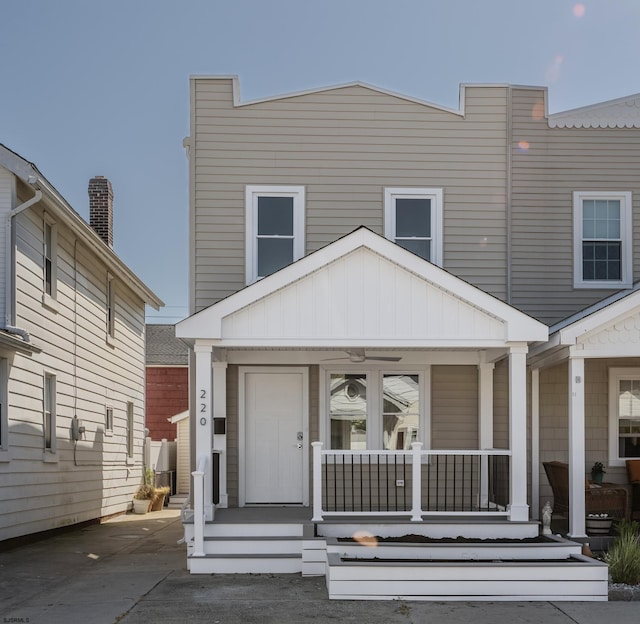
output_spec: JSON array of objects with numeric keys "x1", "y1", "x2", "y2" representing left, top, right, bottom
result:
[
  {"x1": 176, "y1": 228, "x2": 547, "y2": 343},
  {"x1": 169, "y1": 410, "x2": 189, "y2": 424},
  {"x1": 558, "y1": 297, "x2": 640, "y2": 345}
]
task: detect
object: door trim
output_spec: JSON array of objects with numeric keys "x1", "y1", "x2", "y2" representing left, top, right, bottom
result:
[{"x1": 238, "y1": 366, "x2": 309, "y2": 507}]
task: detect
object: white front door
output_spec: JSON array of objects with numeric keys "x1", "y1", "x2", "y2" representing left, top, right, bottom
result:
[{"x1": 241, "y1": 368, "x2": 308, "y2": 505}]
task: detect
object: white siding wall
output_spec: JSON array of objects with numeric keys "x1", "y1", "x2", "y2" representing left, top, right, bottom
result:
[{"x1": 0, "y1": 201, "x2": 147, "y2": 541}]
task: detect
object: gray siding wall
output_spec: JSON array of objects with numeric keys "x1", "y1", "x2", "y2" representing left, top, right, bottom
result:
[
  {"x1": 510, "y1": 87, "x2": 640, "y2": 324},
  {"x1": 190, "y1": 78, "x2": 510, "y2": 312},
  {"x1": 0, "y1": 200, "x2": 147, "y2": 541},
  {"x1": 0, "y1": 168, "x2": 13, "y2": 323}
]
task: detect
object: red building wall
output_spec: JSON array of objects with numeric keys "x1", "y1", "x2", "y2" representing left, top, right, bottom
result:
[{"x1": 145, "y1": 366, "x2": 188, "y2": 441}]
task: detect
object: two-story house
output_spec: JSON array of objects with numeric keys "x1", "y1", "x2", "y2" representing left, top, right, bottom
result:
[
  {"x1": 176, "y1": 77, "x2": 640, "y2": 599},
  {"x1": 0, "y1": 144, "x2": 162, "y2": 543}
]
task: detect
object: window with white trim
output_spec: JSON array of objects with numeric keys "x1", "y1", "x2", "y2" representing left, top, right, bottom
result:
[
  {"x1": 43, "y1": 215, "x2": 58, "y2": 300},
  {"x1": 384, "y1": 188, "x2": 443, "y2": 265},
  {"x1": 44, "y1": 372, "x2": 56, "y2": 453},
  {"x1": 0, "y1": 358, "x2": 7, "y2": 453},
  {"x1": 126, "y1": 402, "x2": 134, "y2": 459},
  {"x1": 245, "y1": 185, "x2": 305, "y2": 284},
  {"x1": 106, "y1": 274, "x2": 115, "y2": 338},
  {"x1": 573, "y1": 192, "x2": 632, "y2": 288},
  {"x1": 105, "y1": 406, "x2": 114, "y2": 433},
  {"x1": 326, "y1": 369, "x2": 426, "y2": 450},
  {"x1": 609, "y1": 368, "x2": 640, "y2": 464}
]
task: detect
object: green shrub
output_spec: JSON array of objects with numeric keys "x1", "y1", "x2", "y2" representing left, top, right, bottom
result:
[{"x1": 604, "y1": 520, "x2": 640, "y2": 585}]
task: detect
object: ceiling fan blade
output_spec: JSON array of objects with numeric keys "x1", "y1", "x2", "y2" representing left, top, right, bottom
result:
[{"x1": 366, "y1": 356, "x2": 402, "y2": 362}]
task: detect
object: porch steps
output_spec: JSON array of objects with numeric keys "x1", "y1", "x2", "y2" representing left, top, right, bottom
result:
[
  {"x1": 167, "y1": 495, "x2": 188, "y2": 509},
  {"x1": 185, "y1": 520, "x2": 307, "y2": 574},
  {"x1": 324, "y1": 536, "x2": 608, "y2": 601}
]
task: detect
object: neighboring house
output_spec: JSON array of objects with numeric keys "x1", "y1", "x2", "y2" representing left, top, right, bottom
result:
[
  {"x1": 145, "y1": 323, "x2": 188, "y2": 441},
  {"x1": 176, "y1": 77, "x2": 640, "y2": 599},
  {"x1": 0, "y1": 145, "x2": 162, "y2": 543},
  {"x1": 145, "y1": 324, "x2": 189, "y2": 493}
]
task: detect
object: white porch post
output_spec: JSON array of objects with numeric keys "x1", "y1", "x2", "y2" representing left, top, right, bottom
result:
[
  {"x1": 508, "y1": 343, "x2": 529, "y2": 521},
  {"x1": 568, "y1": 356, "x2": 587, "y2": 538},
  {"x1": 212, "y1": 357, "x2": 228, "y2": 508},
  {"x1": 194, "y1": 344, "x2": 214, "y2": 521},
  {"x1": 531, "y1": 368, "x2": 540, "y2": 520},
  {"x1": 478, "y1": 356, "x2": 495, "y2": 508}
]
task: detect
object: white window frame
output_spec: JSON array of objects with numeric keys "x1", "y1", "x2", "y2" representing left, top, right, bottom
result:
[
  {"x1": 609, "y1": 367, "x2": 640, "y2": 467},
  {"x1": 43, "y1": 213, "x2": 58, "y2": 309},
  {"x1": 106, "y1": 273, "x2": 115, "y2": 341},
  {"x1": 0, "y1": 358, "x2": 8, "y2": 459},
  {"x1": 573, "y1": 191, "x2": 632, "y2": 289},
  {"x1": 126, "y1": 401, "x2": 134, "y2": 459},
  {"x1": 384, "y1": 187, "x2": 443, "y2": 266},
  {"x1": 320, "y1": 365, "x2": 430, "y2": 451},
  {"x1": 43, "y1": 372, "x2": 56, "y2": 455},
  {"x1": 245, "y1": 185, "x2": 305, "y2": 284},
  {"x1": 105, "y1": 406, "x2": 114, "y2": 435}
]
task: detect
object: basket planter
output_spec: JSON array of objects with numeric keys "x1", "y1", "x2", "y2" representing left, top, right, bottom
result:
[
  {"x1": 586, "y1": 517, "x2": 612, "y2": 535},
  {"x1": 133, "y1": 498, "x2": 151, "y2": 514},
  {"x1": 150, "y1": 491, "x2": 167, "y2": 511}
]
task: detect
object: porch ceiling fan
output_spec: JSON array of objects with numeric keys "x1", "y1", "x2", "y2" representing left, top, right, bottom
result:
[{"x1": 322, "y1": 349, "x2": 402, "y2": 363}]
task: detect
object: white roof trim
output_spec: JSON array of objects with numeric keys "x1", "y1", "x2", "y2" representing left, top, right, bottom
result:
[
  {"x1": 549, "y1": 93, "x2": 640, "y2": 128},
  {"x1": 554, "y1": 288, "x2": 640, "y2": 344},
  {"x1": 177, "y1": 228, "x2": 547, "y2": 344},
  {"x1": 169, "y1": 410, "x2": 189, "y2": 424}
]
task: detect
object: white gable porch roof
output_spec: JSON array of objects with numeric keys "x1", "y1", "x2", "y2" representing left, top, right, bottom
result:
[{"x1": 177, "y1": 228, "x2": 547, "y2": 347}]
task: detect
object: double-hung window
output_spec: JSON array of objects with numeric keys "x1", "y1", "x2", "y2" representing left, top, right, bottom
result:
[
  {"x1": 43, "y1": 215, "x2": 58, "y2": 303},
  {"x1": 44, "y1": 372, "x2": 56, "y2": 454},
  {"x1": 573, "y1": 191, "x2": 632, "y2": 288},
  {"x1": 245, "y1": 185, "x2": 305, "y2": 284},
  {"x1": 609, "y1": 368, "x2": 640, "y2": 464},
  {"x1": 106, "y1": 274, "x2": 115, "y2": 339},
  {"x1": 384, "y1": 188, "x2": 443, "y2": 266},
  {"x1": 326, "y1": 369, "x2": 425, "y2": 450}
]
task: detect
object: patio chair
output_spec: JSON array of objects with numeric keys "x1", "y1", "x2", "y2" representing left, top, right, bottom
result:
[
  {"x1": 625, "y1": 459, "x2": 640, "y2": 521},
  {"x1": 543, "y1": 461, "x2": 627, "y2": 521}
]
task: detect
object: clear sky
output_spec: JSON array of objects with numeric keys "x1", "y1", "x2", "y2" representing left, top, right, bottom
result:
[{"x1": 1, "y1": 0, "x2": 639, "y2": 323}]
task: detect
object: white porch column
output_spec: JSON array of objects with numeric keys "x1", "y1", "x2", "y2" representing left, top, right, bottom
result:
[
  {"x1": 194, "y1": 344, "x2": 214, "y2": 521},
  {"x1": 531, "y1": 368, "x2": 540, "y2": 520},
  {"x1": 568, "y1": 356, "x2": 587, "y2": 538},
  {"x1": 212, "y1": 358, "x2": 228, "y2": 508},
  {"x1": 478, "y1": 355, "x2": 495, "y2": 508},
  {"x1": 508, "y1": 343, "x2": 529, "y2": 521}
]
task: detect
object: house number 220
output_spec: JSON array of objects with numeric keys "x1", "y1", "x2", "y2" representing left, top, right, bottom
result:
[{"x1": 199, "y1": 389, "x2": 207, "y2": 425}]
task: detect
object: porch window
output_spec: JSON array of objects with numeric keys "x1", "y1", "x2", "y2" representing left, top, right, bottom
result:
[
  {"x1": 609, "y1": 368, "x2": 640, "y2": 464},
  {"x1": 573, "y1": 191, "x2": 632, "y2": 289},
  {"x1": 384, "y1": 188, "x2": 443, "y2": 266},
  {"x1": 325, "y1": 369, "x2": 426, "y2": 450},
  {"x1": 245, "y1": 185, "x2": 305, "y2": 284},
  {"x1": 330, "y1": 374, "x2": 367, "y2": 450}
]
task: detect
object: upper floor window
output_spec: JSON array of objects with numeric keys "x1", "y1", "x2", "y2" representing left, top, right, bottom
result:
[
  {"x1": 106, "y1": 274, "x2": 115, "y2": 339},
  {"x1": 245, "y1": 185, "x2": 305, "y2": 284},
  {"x1": 43, "y1": 215, "x2": 58, "y2": 300},
  {"x1": 609, "y1": 368, "x2": 640, "y2": 466},
  {"x1": 573, "y1": 191, "x2": 632, "y2": 289},
  {"x1": 384, "y1": 188, "x2": 443, "y2": 266}
]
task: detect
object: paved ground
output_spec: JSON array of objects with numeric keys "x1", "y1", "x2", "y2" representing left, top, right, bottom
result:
[{"x1": 1, "y1": 509, "x2": 639, "y2": 624}]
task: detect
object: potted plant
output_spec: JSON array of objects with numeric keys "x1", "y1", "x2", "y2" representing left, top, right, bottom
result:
[
  {"x1": 133, "y1": 484, "x2": 154, "y2": 514},
  {"x1": 150, "y1": 486, "x2": 170, "y2": 511},
  {"x1": 586, "y1": 513, "x2": 613, "y2": 535},
  {"x1": 591, "y1": 462, "x2": 606, "y2": 485}
]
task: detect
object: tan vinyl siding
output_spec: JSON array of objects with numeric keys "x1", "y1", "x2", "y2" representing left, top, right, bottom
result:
[
  {"x1": 431, "y1": 365, "x2": 478, "y2": 449},
  {"x1": 175, "y1": 417, "x2": 190, "y2": 494},
  {"x1": 0, "y1": 204, "x2": 147, "y2": 541},
  {"x1": 190, "y1": 78, "x2": 510, "y2": 312},
  {"x1": 0, "y1": 168, "x2": 12, "y2": 321},
  {"x1": 510, "y1": 87, "x2": 640, "y2": 324}
]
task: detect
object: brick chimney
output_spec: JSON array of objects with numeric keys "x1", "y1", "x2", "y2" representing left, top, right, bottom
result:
[{"x1": 88, "y1": 176, "x2": 113, "y2": 247}]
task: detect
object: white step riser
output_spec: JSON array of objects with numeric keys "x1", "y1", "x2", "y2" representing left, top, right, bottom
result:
[
  {"x1": 328, "y1": 544, "x2": 582, "y2": 561},
  {"x1": 202, "y1": 539, "x2": 303, "y2": 556},
  {"x1": 326, "y1": 553, "x2": 608, "y2": 601},
  {"x1": 318, "y1": 522, "x2": 538, "y2": 540},
  {"x1": 189, "y1": 557, "x2": 302, "y2": 574},
  {"x1": 183, "y1": 524, "x2": 304, "y2": 539}
]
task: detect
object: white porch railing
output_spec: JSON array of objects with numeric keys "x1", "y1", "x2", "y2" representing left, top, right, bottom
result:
[
  {"x1": 312, "y1": 441, "x2": 511, "y2": 522},
  {"x1": 191, "y1": 455, "x2": 207, "y2": 557}
]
